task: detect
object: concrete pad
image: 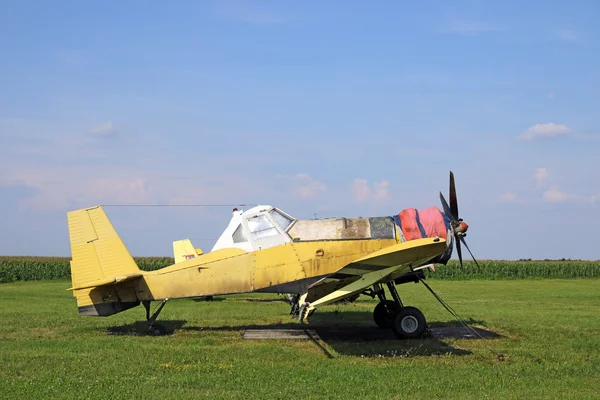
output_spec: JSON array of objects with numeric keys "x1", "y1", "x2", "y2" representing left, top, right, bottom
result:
[
  {"x1": 243, "y1": 329, "x2": 321, "y2": 340},
  {"x1": 242, "y1": 326, "x2": 499, "y2": 341}
]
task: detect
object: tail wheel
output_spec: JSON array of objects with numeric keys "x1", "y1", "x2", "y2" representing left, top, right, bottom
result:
[
  {"x1": 373, "y1": 300, "x2": 399, "y2": 329},
  {"x1": 392, "y1": 306, "x2": 426, "y2": 339}
]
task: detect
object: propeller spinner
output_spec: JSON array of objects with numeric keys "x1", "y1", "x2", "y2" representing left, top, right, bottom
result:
[{"x1": 439, "y1": 171, "x2": 480, "y2": 268}]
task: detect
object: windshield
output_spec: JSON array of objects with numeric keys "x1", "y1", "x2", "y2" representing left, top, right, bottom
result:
[
  {"x1": 247, "y1": 214, "x2": 279, "y2": 240},
  {"x1": 269, "y1": 209, "x2": 293, "y2": 231}
]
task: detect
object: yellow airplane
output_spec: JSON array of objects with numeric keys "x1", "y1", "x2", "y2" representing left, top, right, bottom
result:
[{"x1": 66, "y1": 172, "x2": 477, "y2": 338}]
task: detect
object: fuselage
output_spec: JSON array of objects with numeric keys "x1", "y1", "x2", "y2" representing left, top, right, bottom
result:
[{"x1": 135, "y1": 204, "x2": 453, "y2": 300}]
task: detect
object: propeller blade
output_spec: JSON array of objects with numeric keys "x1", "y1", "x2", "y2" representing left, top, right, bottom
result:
[
  {"x1": 449, "y1": 171, "x2": 459, "y2": 220},
  {"x1": 439, "y1": 192, "x2": 453, "y2": 220},
  {"x1": 455, "y1": 234, "x2": 463, "y2": 268},
  {"x1": 459, "y1": 235, "x2": 480, "y2": 268}
]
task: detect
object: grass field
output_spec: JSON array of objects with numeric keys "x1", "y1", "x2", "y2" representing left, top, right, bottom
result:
[{"x1": 1, "y1": 279, "x2": 599, "y2": 399}]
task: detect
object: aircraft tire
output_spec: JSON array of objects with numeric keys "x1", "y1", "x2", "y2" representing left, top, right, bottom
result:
[
  {"x1": 373, "y1": 300, "x2": 398, "y2": 329},
  {"x1": 392, "y1": 306, "x2": 426, "y2": 339}
]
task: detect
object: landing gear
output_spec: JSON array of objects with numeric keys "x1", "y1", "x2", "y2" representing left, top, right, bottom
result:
[
  {"x1": 373, "y1": 300, "x2": 398, "y2": 328},
  {"x1": 392, "y1": 306, "x2": 426, "y2": 339},
  {"x1": 143, "y1": 299, "x2": 169, "y2": 336},
  {"x1": 371, "y1": 282, "x2": 427, "y2": 339},
  {"x1": 288, "y1": 294, "x2": 300, "y2": 316}
]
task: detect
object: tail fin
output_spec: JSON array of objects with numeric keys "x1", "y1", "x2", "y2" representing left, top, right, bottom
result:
[
  {"x1": 67, "y1": 206, "x2": 142, "y2": 316},
  {"x1": 173, "y1": 239, "x2": 203, "y2": 263}
]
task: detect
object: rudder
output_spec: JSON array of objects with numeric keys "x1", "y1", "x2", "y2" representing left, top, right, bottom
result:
[{"x1": 67, "y1": 206, "x2": 142, "y2": 316}]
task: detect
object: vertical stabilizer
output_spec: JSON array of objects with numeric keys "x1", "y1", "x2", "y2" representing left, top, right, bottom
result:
[{"x1": 67, "y1": 206, "x2": 141, "y2": 316}]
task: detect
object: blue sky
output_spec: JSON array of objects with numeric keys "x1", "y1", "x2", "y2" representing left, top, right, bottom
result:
[{"x1": 1, "y1": 0, "x2": 599, "y2": 260}]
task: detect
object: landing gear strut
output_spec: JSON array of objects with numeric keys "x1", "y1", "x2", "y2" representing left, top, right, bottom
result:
[
  {"x1": 143, "y1": 299, "x2": 169, "y2": 336},
  {"x1": 372, "y1": 283, "x2": 398, "y2": 329},
  {"x1": 372, "y1": 281, "x2": 427, "y2": 339}
]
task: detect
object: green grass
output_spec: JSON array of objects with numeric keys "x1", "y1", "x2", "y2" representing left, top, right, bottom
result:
[
  {"x1": 1, "y1": 256, "x2": 599, "y2": 283},
  {"x1": 1, "y1": 279, "x2": 599, "y2": 399}
]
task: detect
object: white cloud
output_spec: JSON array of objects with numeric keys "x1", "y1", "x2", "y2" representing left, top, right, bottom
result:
[
  {"x1": 276, "y1": 173, "x2": 326, "y2": 198},
  {"x1": 542, "y1": 186, "x2": 596, "y2": 206},
  {"x1": 501, "y1": 168, "x2": 597, "y2": 207},
  {"x1": 373, "y1": 180, "x2": 390, "y2": 201},
  {"x1": 89, "y1": 121, "x2": 118, "y2": 138},
  {"x1": 518, "y1": 123, "x2": 571, "y2": 141},
  {"x1": 352, "y1": 179, "x2": 371, "y2": 203},
  {"x1": 87, "y1": 178, "x2": 153, "y2": 204},
  {"x1": 534, "y1": 168, "x2": 548, "y2": 187},
  {"x1": 501, "y1": 192, "x2": 517, "y2": 202},
  {"x1": 14, "y1": 170, "x2": 154, "y2": 211},
  {"x1": 6, "y1": 163, "x2": 273, "y2": 212},
  {"x1": 0, "y1": 178, "x2": 24, "y2": 188},
  {"x1": 351, "y1": 179, "x2": 390, "y2": 203}
]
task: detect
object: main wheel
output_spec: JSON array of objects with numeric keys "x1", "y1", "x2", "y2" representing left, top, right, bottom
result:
[
  {"x1": 392, "y1": 306, "x2": 426, "y2": 339},
  {"x1": 373, "y1": 300, "x2": 399, "y2": 328}
]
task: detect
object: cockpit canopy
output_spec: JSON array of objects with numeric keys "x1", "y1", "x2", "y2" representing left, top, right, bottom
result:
[
  {"x1": 211, "y1": 205, "x2": 400, "y2": 253},
  {"x1": 207, "y1": 204, "x2": 453, "y2": 261},
  {"x1": 212, "y1": 205, "x2": 296, "y2": 252}
]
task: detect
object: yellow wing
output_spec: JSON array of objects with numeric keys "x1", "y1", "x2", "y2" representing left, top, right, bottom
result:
[{"x1": 304, "y1": 237, "x2": 446, "y2": 307}]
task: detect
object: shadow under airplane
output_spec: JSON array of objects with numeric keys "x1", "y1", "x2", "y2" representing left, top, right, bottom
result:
[{"x1": 106, "y1": 310, "x2": 500, "y2": 359}]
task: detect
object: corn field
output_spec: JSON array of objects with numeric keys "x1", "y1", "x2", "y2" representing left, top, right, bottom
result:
[
  {"x1": 0, "y1": 256, "x2": 598, "y2": 283},
  {"x1": 0, "y1": 256, "x2": 173, "y2": 283},
  {"x1": 423, "y1": 260, "x2": 600, "y2": 280}
]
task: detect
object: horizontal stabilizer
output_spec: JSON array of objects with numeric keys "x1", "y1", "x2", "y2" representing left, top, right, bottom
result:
[
  {"x1": 173, "y1": 238, "x2": 202, "y2": 263},
  {"x1": 67, "y1": 272, "x2": 143, "y2": 291}
]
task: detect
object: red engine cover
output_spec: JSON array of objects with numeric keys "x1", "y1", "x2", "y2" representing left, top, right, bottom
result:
[{"x1": 397, "y1": 206, "x2": 448, "y2": 241}]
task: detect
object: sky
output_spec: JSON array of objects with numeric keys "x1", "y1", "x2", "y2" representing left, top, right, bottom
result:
[{"x1": 1, "y1": 0, "x2": 599, "y2": 260}]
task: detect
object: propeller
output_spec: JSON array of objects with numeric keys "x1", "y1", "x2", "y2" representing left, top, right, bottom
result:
[{"x1": 439, "y1": 171, "x2": 480, "y2": 268}]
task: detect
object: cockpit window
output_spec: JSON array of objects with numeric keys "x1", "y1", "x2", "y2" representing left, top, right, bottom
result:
[
  {"x1": 232, "y1": 224, "x2": 247, "y2": 243},
  {"x1": 247, "y1": 214, "x2": 279, "y2": 240},
  {"x1": 269, "y1": 209, "x2": 293, "y2": 231}
]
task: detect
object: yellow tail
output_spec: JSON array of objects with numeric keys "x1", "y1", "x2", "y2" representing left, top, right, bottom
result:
[
  {"x1": 67, "y1": 206, "x2": 142, "y2": 316},
  {"x1": 172, "y1": 239, "x2": 203, "y2": 263}
]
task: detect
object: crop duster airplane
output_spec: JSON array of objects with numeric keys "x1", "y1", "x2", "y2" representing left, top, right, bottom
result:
[{"x1": 67, "y1": 172, "x2": 478, "y2": 338}]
